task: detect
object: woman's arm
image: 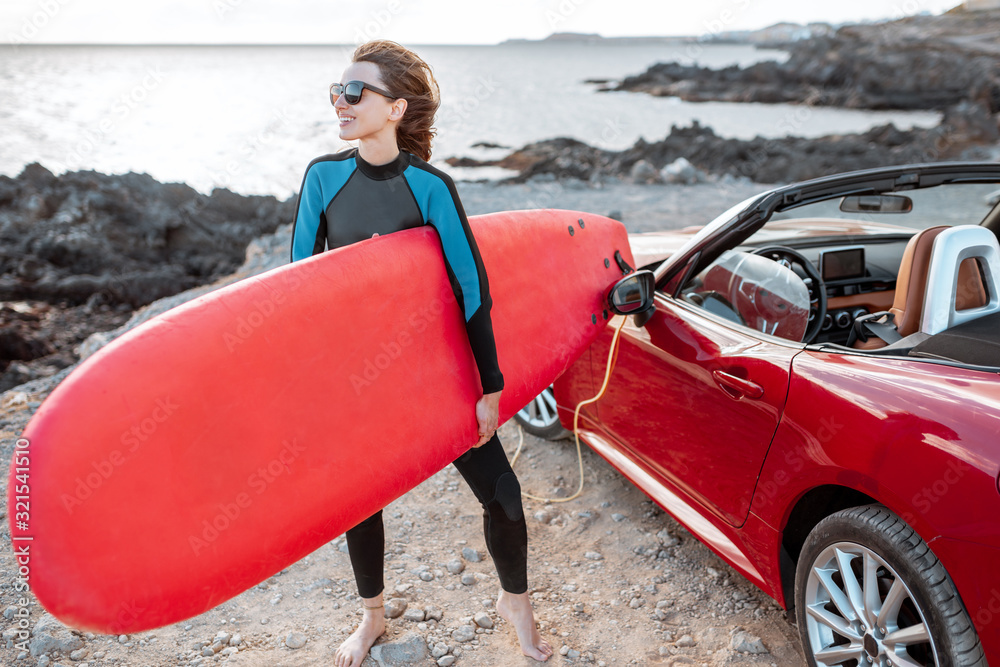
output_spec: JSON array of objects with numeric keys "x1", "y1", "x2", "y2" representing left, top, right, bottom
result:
[
  {"x1": 406, "y1": 164, "x2": 504, "y2": 446},
  {"x1": 408, "y1": 165, "x2": 504, "y2": 395}
]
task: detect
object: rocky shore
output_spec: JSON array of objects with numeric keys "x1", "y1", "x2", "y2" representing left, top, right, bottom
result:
[
  {"x1": 450, "y1": 8, "x2": 1000, "y2": 185},
  {"x1": 604, "y1": 10, "x2": 1000, "y2": 112},
  {"x1": 449, "y1": 102, "x2": 1000, "y2": 185},
  {"x1": 0, "y1": 164, "x2": 294, "y2": 391}
]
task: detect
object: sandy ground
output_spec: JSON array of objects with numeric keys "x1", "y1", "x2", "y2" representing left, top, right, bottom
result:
[{"x1": 0, "y1": 178, "x2": 807, "y2": 667}]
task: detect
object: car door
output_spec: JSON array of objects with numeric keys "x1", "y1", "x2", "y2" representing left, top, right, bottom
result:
[{"x1": 591, "y1": 293, "x2": 800, "y2": 528}]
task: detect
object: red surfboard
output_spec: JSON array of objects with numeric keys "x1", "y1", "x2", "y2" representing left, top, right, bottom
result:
[{"x1": 9, "y1": 209, "x2": 633, "y2": 633}]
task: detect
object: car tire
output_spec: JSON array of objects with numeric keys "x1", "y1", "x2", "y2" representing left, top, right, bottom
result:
[
  {"x1": 513, "y1": 386, "x2": 571, "y2": 440},
  {"x1": 795, "y1": 504, "x2": 986, "y2": 667}
]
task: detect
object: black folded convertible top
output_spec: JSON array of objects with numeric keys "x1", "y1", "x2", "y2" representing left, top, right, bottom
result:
[{"x1": 910, "y1": 311, "x2": 1000, "y2": 368}]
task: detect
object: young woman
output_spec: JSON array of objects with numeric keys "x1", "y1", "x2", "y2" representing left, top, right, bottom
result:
[{"x1": 289, "y1": 41, "x2": 553, "y2": 666}]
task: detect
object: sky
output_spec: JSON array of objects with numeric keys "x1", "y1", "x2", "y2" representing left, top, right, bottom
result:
[{"x1": 2, "y1": 0, "x2": 964, "y2": 45}]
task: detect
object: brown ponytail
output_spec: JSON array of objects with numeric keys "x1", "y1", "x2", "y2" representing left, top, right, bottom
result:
[{"x1": 352, "y1": 40, "x2": 440, "y2": 162}]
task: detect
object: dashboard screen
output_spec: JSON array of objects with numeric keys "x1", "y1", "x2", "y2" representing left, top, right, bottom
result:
[{"x1": 821, "y1": 247, "x2": 865, "y2": 281}]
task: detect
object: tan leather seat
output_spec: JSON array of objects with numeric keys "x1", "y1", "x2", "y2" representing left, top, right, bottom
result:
[{"x1": 855, "y1": 225, "x2": 988, "y2": 349}]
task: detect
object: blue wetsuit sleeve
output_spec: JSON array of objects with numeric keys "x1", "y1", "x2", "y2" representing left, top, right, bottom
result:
[
  {"x1": 289, "y1": 163, "x2": 327, "y2": 262},
  {"x1": 422, "y1": 173, "x2": 504, "y2": 394}
]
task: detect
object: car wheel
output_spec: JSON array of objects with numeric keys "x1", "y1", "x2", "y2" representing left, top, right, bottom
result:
[
  {"x1": 513, "y1": 386, "x2": 571, "y2": 440},
  {"x1": 795, "y1": 504, "x2": 985, "y2": 667}
]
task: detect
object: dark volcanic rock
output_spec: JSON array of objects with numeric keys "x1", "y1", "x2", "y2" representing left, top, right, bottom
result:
[
  {"x1": 0, "y1": 164, "x2": 292, "y2": 308},
  {"x1": 454, "y1": 102, "x2": 1000, "y2": 185},
  {"x1": 608, "y1": 11, "x2": 1000, "y2": 113},
  {"x1": 0, "y1": 164, "x2": 294, "y2": 390}
]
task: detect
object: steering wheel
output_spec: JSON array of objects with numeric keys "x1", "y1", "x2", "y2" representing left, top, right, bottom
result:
[{"x1": 751, "y1": 245, "x2": 827, "y2": 343}]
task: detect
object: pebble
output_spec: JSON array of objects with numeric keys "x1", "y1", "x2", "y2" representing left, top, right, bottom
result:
[
  {"x1": 385, "y1": 598, "x2": 408, "y2": 619},
  {"x1": 28, "y1": 614, "x2": 85, "y2": 657},
  {"x1": 69, "y1": 647, "x2": 89, "y2": 660},
  {"x1": 731, "y1": 630, "x2": 769, "y2": 654},
  {"x1": 370, "y1": 633, "x2": 428, "y2": 663},
  {"x1": 403, "y1": 608, "x2": 426, "y2": 622},
  {"x1": 611, "y1": 513, "x2": 627, "y2": 522},
  {"x1": 675, "y1": 634, "x2": 696, "y2": 648},
  {"x1": 461, "y1": 547, "x2": 483, "y2": 563},
  {"x1": 425, "y1": 607, "x2": 444, "y2": 622},
  {"x1": 446, "y1": 559, "x2": 465, "y2": 575},
  {"x1": 533, "y1": 510, "x2": 552, "y2": 523},
  {"x1": 452, "y1": 625, "x2": 477, "y2": 643},
  {"x1": 285, "y1": 632, "x2": 307, "y2": 649},
  {"x1": 584, "y1": 551, "x2": 604, "y2": 560},
  {"x1": 460, "y1": 573, "x2": 477, "y2": 586},
  {"x1": 419, "y1": 571, "x2": 435, "y2": 582},
  {"x1": 437, "y1": 656, "x2": 456, "y2": 667},
  {"x1": 473, "y1": 611, "x2": 494, "y2": 629},
  {"x1": 431, "y1": 642, "x2": 451, "y2": 658},
  {"x1": 628, "y1": 597, "x2": 644, "y2": 609}
]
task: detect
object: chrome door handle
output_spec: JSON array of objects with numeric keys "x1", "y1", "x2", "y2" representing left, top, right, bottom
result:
[{"x1": 712, "y1": 370, "x2": 764, "y2": 400}]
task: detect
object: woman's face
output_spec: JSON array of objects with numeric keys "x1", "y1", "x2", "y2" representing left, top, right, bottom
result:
[{"x1": 333, "y1": 61, "x2": 398, "y2": 145}]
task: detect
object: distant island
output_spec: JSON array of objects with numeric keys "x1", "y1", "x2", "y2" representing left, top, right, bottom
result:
[{"x1": 500, "y1": 32, "x2": 694, "y2": 45}]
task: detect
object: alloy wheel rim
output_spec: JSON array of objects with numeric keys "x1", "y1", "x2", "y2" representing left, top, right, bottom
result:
[
  {"x1": 517, "y1": 387, "x2": 559, "y2": 428},
  {"x1": 804, "y1": 541, "x2": 937, "y2": 667}
]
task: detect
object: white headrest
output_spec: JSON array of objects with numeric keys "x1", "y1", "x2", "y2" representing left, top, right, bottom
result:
[{"x1": 921, "y1": 225, "x2": 1000, "y2": 335}]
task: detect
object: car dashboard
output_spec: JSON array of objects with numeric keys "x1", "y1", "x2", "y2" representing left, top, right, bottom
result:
[{"x1": 740, "y1": 234, "x2": 914, "y2": 345}]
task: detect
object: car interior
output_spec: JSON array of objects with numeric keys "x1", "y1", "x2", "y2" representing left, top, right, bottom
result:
[{"x1": 676, "y1": 181, "x2": 1000, "y2": 368}]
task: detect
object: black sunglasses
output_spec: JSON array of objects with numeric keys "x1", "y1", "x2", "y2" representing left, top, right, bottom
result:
[{"x1": 329, "y1": 80, "x2": 396, "y2": 105}]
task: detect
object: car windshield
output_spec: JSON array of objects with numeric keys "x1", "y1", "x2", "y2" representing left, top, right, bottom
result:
[{"x1": 768, "y1": 183, "x2": 1000, "y2": 230}]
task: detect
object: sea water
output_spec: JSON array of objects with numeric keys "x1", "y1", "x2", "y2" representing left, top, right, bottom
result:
[{"x1": 0, "y1": 41, "x2": 940, "y2": 197}]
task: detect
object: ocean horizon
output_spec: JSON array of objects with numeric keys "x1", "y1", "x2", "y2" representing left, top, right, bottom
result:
[{"x1": 1, "y1": 42, "x2": 941, "y2": 198}]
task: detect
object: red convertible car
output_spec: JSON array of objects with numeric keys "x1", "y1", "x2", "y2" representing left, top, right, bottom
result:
[{"x1": 517, "y1": 163, "x2": 1000, "y2": 667}]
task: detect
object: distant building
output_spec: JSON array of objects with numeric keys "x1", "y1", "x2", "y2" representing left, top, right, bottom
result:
[{"x1": 965, "y1": 0, "x2": 1000, "y2": 10}]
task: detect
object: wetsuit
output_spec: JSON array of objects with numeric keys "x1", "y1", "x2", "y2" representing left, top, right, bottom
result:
[{"x1": 290, "y1": 148, "x2": 528, "y2": 596}]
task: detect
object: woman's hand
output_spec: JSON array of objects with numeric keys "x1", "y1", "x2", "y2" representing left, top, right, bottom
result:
[{"x1": 474, "y1": 390, "x2": 502, "y2": 447}]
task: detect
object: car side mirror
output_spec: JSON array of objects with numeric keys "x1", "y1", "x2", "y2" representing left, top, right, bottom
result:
[{"x1": 607, "y1": 270, "x2": 656, "y2": 327}]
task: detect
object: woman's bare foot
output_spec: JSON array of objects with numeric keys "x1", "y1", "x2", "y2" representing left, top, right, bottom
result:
[
  {"x1": 334, "y1": 595, "x2": 386, "y2": 667},
  {"x1": 496, "y1": 589, "x2": 553, "y2": 662}
]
